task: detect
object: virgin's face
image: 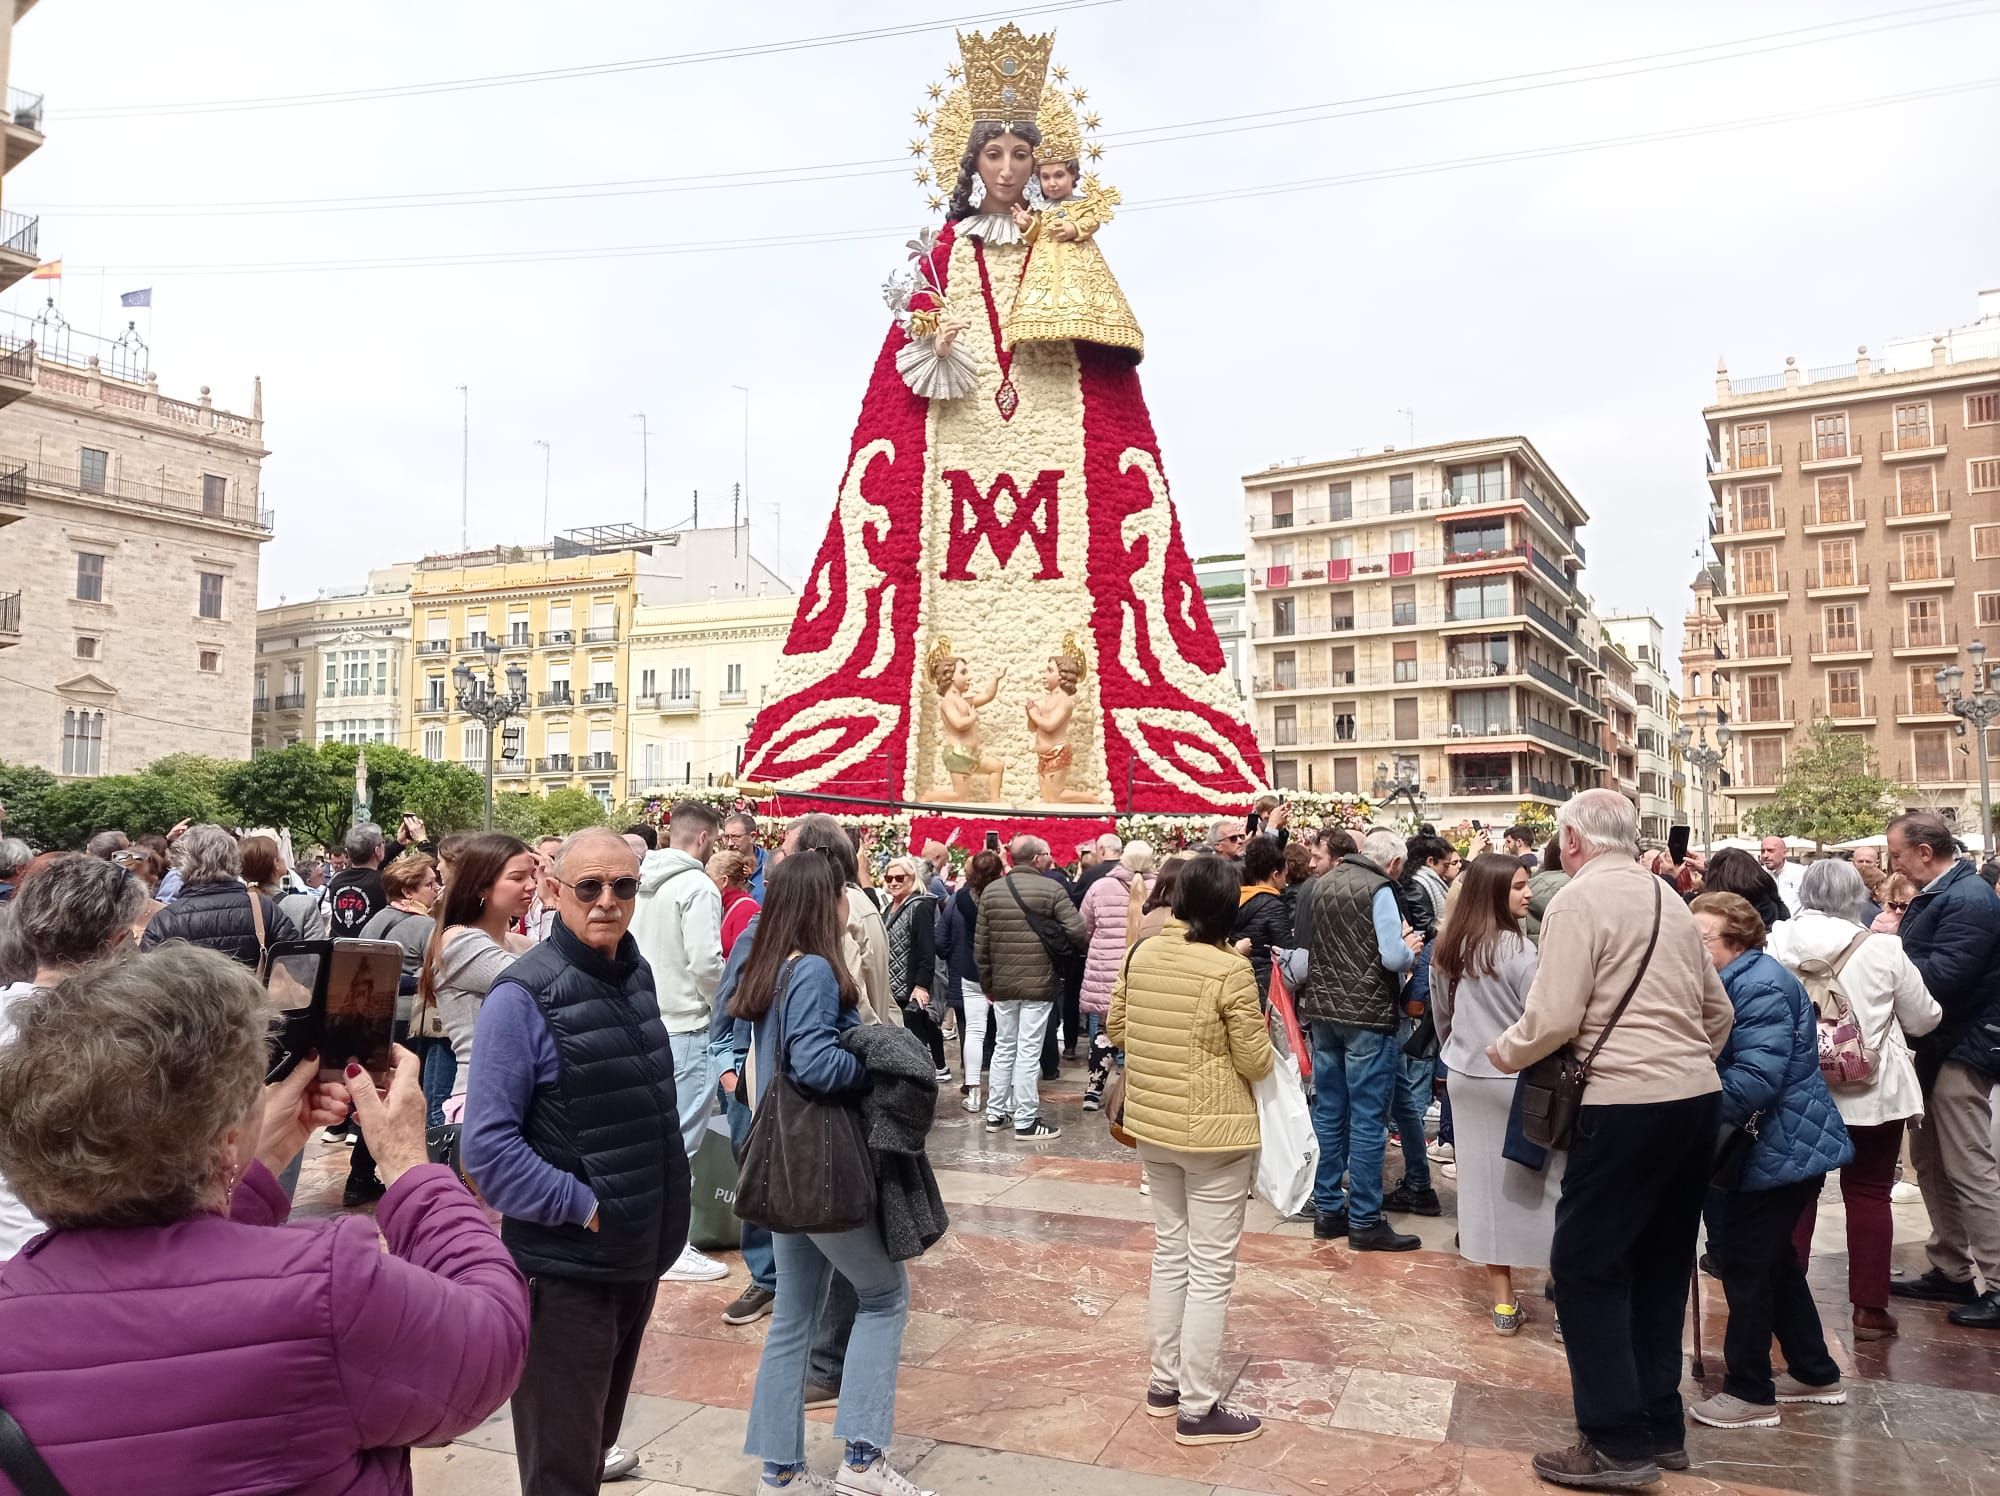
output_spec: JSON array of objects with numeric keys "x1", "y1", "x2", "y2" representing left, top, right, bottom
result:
[
  {"x1": 976, "y1": 131, "x2": 1034, "y2": 207},
  {"x1": 1508, "y1": 869, "x2": 1531, "y2": 919}
]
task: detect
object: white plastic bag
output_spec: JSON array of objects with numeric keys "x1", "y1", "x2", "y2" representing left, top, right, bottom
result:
[{"x1": 1251, "y1": 1054, "x2": 1317, "y2": 1218}]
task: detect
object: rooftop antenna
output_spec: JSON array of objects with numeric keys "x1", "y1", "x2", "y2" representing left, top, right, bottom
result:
[{"x1": 633, "y1": 413, "x2": 650, "y2": 529}]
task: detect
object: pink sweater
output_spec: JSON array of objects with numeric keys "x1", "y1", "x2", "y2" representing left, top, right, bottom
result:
[{"x1": 0, "y1": 1162, "x2": 528, "y2": 1495}]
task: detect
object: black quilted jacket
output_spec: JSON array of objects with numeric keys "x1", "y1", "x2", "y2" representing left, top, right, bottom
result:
[{"x1": 140, "y1": 879, "x2": 300, "y2": 969}]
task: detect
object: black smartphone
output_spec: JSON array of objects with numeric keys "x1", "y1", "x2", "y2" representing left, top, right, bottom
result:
[
  {"x1": 321, "y1": 941, "x2": 403, "y2": 1085},
  {"x1": 1668, "y1": 824, "x2": 1691, "y2": 866},
  {"x1": 261, "y1": 942, "x2": 325, "y2": 1084},
  {"x1": 984, "y1": 830, "x2": 1001, "y2": 852},
  {"x1": 1471, "y1": 819, "x2": 1482, "y2": 831}
]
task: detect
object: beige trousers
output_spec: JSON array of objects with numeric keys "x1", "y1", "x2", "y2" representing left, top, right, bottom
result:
[
  {"x1": 1909, "y1": 1059, "x2": 2000, "y2": 1287},
  {"x1": 1137, "y1": 1140, "x2": 1256, "y2": 1417}
]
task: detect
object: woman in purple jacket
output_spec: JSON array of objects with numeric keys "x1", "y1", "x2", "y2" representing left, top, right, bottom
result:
[{"x1": 0, "y1": 945, "x2": 530, "y2": 1495}]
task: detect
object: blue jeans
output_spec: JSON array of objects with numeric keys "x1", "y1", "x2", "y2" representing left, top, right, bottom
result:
[
  {"x1": 744, "y1": 1224, "x2": 909, "y2": 1463},
  {"x1": 420, "y1": 1038, "x2": 457, "y2": 1130},
  {"x1": 669, "y1": 1029, "x2": 715, "y2": 1170},
  {"x1": 721, "y1": 1078, "x2": 776, "y2": 1292},
  {"x1": 1391, "y1": 1018, "x2": 1434, "y2": 1193},
  {"x1": 1307, "y1": 1021, "x2": 1400, "y2": 1227}
]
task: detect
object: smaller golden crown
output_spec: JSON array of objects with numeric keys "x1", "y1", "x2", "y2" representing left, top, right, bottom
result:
[
  {"x1": 926, "y1": 636, "x2": 959, "y2": 687},
  {"x1": 1038, "y1": 100, "x2": 1081, "y2": 166},
  {"x1": 1057, "y1": 631, "x2": 1089, "y2": 682},
  {"x1": 958, "y1": 22, "x2": 1054, "y2": 123}
]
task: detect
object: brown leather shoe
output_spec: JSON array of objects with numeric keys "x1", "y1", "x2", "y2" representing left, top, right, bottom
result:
[
  {"x1": 1531, "y1": 1440, "x2": 1661, "y2": 1489},
  {"x1": 1851, "y1": 1306, "x2": 1898, "y2": 1341}
]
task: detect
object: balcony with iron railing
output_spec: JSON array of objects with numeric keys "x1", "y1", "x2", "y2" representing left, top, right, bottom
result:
[
  {"x1": 1889, "y1": 555, "x2": 1954, "y2": 588},
  {"x1": 1734, "y1": 696, "x2": 1795, "y2": 729},
  {"x1": 581, "y1": 626, "x2": 620, "y2": 644},
  {"x1": 1732, "y1": 632, "x2": 1793, "y2": 663},
  {"x1": 1528, "y1": 777, "x2": 1575, "y2": 803},
  {"x1": 1524, "y1": 717, "x2": 1610, "y2": 764},
  {"x1": 537, "y1": 688, "x2": 574, "y2": 708},
  {"x1": 1881, "y1": 422, "x2": 1948, "y2": 459},
  {"x1": 3, "y1": 455, "x2": 272, "y2": 530},
  {"x1": 1900, "y1": 755, "x2": 1968, "y2": 786},
  {"x1": 1252, "y1": 670, "x2": 1358, "y2": 693},
  {"x1": 1521, "y1": 599, "x2": 1600, "y2": 667},
  {"x1": 1799, "y1": 433, "x2": 1865, "y2": 467},
  {"x1": 273, "y1": 692, "x2": 306, "y2": 711},
  {"x1": 1809, "y1": 628, "x2": 1872, "y2": 658},
  {"x1": 1721, "y1": 567, "x2": 1789, "y2": 601},
  {"x1": 0, "y1": 208, "x2": 36, "y2": 292},
  {"x1": 4, "y1": 87, "x2": 43, "y2": 172},
  {"x1": 581, "y1": 687, "x2": 618, "y2": 707},
  {"x1": 1715, "y1": 504, "x2": 1786, "y2": 540},
  {"x1": 1885, "y1": 487, "x2": 1951, "y2": 523},
  {"x1": 539, "y1": 628, "x2": 577, "y2": 647},
  {"x1": 581, "y1": 752, "x2": 619, "y2": 772},
  {"x1": 1802, "y1": 498, "x2": 1866, "y2": 531},
  {"x1": 1451, "y1": 772, "x2": 1519, "y2": 797},
  {"x1": 641, "y1": 691, "x2": 701, "y2": 714},
  {"x1": 1804, "y1": 563, "x2": 1869, "y2": 595},
  {"x1": 0, "y1": 461, "x2": 23, "y2": 525},
  {"x1": 414, "y1": 639, "x2": 452, "y2": 657},
  {"x1": 1895, "y1": 693, "x2": 1953, "y2": 721},
  {"x1": 1251, "y1": 482, "x2": 1582, "y2": 556},
  {"x1": 719, "y1": 688, "x2": 749, "y2": 705},
  {"x1": 536, "y1": 755, "x2": 575, "y2": 774},
  {"x1": 0, "y1": 333, "x2": 32, "y2": 407},
  {"x1": 1820, "y1": 693, "x2": 1879, "y2": 724},
  {"x1": 416, "y1": 695, "x2": 448, "y2": 716},
  {"x1": 1894, "y1": 621, "x2": 1958, "y2": 654},
  {"x1": 0, "y1": 588, "x2": 18, "y2": 645},
  {"x1": 1709, "y1": 443, "x2": 1781, "y2": 479}
]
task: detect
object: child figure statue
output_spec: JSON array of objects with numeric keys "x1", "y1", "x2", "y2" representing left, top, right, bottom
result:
[
  {"x1": 1005, "y1": 148, "x2": 1143, "y2": 361},
  {"x1": 929, "y1": 641, "x2": 1007, "y2": 803},
  {"x1": 1025, "y1": 634, "x2": 1095, "y2": 804}
]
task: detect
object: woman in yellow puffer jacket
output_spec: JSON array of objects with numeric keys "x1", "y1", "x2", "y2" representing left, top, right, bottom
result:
[{"x1": 1107, "y1": 854, "x2": 1275, "y2": 1448}]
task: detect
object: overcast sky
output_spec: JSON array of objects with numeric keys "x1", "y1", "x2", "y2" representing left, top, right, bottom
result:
[{"x1": 10, "y1": 1, "x2": 1998, "y2": 655}]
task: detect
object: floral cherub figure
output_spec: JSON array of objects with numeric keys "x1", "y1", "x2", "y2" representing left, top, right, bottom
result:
[{"x1": 1004, "y1": 158, "x2": 1141, "y2": 360}]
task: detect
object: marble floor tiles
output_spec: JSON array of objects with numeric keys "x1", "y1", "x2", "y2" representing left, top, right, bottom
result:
[{"x1": 292, "y1": 1061, "x2": 2000, "y2": 1495}]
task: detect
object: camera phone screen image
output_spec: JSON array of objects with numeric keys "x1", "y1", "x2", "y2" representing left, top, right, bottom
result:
[
  {"x1": 263, "y1": 950, "x2": 321, "y2": 1014},
  {"x1": 320, "y1": 943, "x2": 399, "y2": 1082}
]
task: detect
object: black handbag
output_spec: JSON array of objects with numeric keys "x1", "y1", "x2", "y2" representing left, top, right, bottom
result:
[
  {"x1": 1711, "y1": 1112, "x2": 1763, "y2": 1190},
  {"x1": 733, "y1": 960, "x2": 878, "y2": 1235},
  {"x1": 0, "y1": 1401, "x2": 70, "y2": 1496},
  {"x1": 1519, "y1": 880, "x2": 1663, "y2": 1150}
]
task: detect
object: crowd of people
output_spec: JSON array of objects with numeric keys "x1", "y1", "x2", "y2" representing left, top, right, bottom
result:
[{"x1": 0, "y1": 791, "x2": 1997, "y2": 1492}]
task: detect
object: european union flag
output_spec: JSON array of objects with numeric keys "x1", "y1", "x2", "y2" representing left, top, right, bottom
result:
[{"x1": 120, "y1": 288, "x2": 151, "y2": 308}]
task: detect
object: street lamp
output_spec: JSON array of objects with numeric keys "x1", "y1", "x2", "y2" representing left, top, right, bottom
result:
[
  {"x1": 1937, "y1": 639, "x2": 2000, "y2": 855},
  {"x1": 455, "y1": 638, "x2": 529, "y2": 830},
  {"x1": 1372, "y1": 759, "x2": 1425, "y2": 831},
  {"x1": 1673, "y1": 707, "x2": 1731, "y2": 853}
]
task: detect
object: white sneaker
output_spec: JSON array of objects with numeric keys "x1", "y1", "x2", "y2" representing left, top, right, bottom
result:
[
  {"x1": 662, "y1": 1243, "x2": 730, "y2": 1282},
  {"x1": 762, "y1": 1468, "x2": 838, "y2": 1493},
  {"x1": 1891, "y1": 1180, "x2": 1922, "y2": 1204},
  {"x1": 603, "y1": 1444, "x2": 640, "y2": 1480},
  {"x1": 835, "y1": 1455, "x2": 935, "y2": 1496},
  {"x1": 961, "y1": 1087, "x2": 982, "y2": 1114},
  {"x1": 1427, "y1": 1140, "x2": 1454, "y2": 1163}
]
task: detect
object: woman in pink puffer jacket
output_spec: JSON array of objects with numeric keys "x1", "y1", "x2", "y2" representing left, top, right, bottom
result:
[
  {"x1": 1080, "y1": 842, "x2": 1154, "y2": 1104},
  {"x1": 0, "y1": 946, "x2": 528, "y2": 1496}
]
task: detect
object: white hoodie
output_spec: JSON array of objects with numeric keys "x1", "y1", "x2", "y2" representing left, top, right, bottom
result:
[
  {"x1": 632, "y1": 847, "x2": 724, "y2": 1034},
  {"x1": 1766, "y1": 910, "x2": 1941, "y2": 1128}
]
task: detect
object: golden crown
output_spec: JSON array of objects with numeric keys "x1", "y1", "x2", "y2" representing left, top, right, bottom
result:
[
  {"x1": 958, "y1": 22, "x2": 1054, "y2": 123},
  {"x1": 926, "y1": 636, "x2": 960, "y2": 687},
  {"x1": 1057, "y1": 631, "x2": 1089, "y2": 682}
]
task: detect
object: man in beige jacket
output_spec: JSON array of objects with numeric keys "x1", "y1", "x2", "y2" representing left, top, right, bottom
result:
[{"x1": 1489, "y1": 790, "x2": 1732, "y2": 1491}]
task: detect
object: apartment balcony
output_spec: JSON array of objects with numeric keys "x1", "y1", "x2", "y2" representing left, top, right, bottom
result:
[
  {"x1": 1808, "y1": 629, "x2": 1872, "y2": 661},
  {"x1": 1804, "y1": 564, "x2": 1869, "y2": 599},
  {"x1": 0, "y1": 209, "x2": 36, "y2": 294},
  {"x1": 1899, "y1": 756, "x2": 1970, "y2": 788},
  {"x1": 1713, "y1": 504, "x2": 1786, "y2": 542},
  {"x1": 1798, "y1": 434, "x2": 1864, "y2": 471},
  {"x1": 1718, "y1": 569, "x2": 1788, "y2": 604},
  {"x1": 581, "y1": 626, "x2": 620, "y2": 644},
  {"x1": 1526, "y1": 716, "x2": 1609, "y2": 765},
  {"x1": 580, "y1": 688, "x2": 619, "y2": 708},
  {"x1": 416, "y1": 697, "x2": 448, "y2": 716},
  {"x1": 536, "y1": 755, "x2": 575, "y2": 774},
  {"x1": 0, "y1": 334, "x2": 32, "y2": 411},
  {"x1": 1894, "y1": 693, "x2": 1954, "y2": 724},
  {"x1": 455, "y1": 636, "x2": 492, "y2": 653},
  {"x1": 1801, "y1": 498, "x2": 1866, "y2": 533},
  {"x1": 1819, "y1": 694, "x2": 1879, "y2": 728},
  {"x1": 8, "y1": 456, "x2": 271, "y2": 532},
  {"x1": 1731, "y1": 633, "x2": 1793, "y2": 667},
  {"x1": 641, "y1": 692, "x2": 702, "y2": 715},
  {"x1": 1249, "y1": 483, "x2": 1581, "y2": 558},
  {"x1": 273, "y1": 693, "x2": 306, "y2": 711},
  {"x1": 499, "y1": 630, "x2": 534, "y2": 652},
  {"x1": 1521, "y1": 599, "x2": 1599, "y2": 667},
  {"x1": 719, "y1": 688, "x2": 750, "y2": 706},
  {"x1": 539, "y1": 628, "x2": 577, "y2": 647},
  {"x1": 1894, "y1": 622, "x2": 1959, "y2": 656},
  {"x1": 1889, "y1": 556, "x2": 1954, "y2": 590},
  {"x1": 413, "y1": 639, "x2": 452, "y2": 657},
  {"x1": 537, "y1": 688, "x2": 574, "y2": 708},
  {"x1": 581, "y1": 752, "x2": 619, "y2": 772},
  {"x1": 0, "y1": 462, "x2": 23, "y2": 529},
  {"x1": 5, "y1": 88, "x2": 44, "y2": 172},
  {"x1": 0, "y1": 589, "x2": 18, "y2": 648},
  {"x1": 1885, "y1": 490, "x2": 1951, "y2": 526},
  {"x1": 1527, "y1": 777, "x2": 1575, "y2": 803},
  {"x1": 494, "y1": 757, "x2": 530, "y2": 779},
  {"x1": 1880, "y1": 423, "x2": 1948, "y2": 462},
  {"x1": 1708, "y1": 446, "x2": 1782, "y2": 483},
  {"x1": 1252, "y1": 670, "x2": 1359, "y2": 694},
  {"x1": 1734, "y1": 702, "x2": 1795, "y2": 732}
]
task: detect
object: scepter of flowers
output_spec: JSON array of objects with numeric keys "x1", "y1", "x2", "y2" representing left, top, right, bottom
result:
[{"x1": 881, "y1": 228, "x2": 950, "y2": 331}]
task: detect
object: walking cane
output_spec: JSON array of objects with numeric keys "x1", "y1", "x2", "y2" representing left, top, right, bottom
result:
[{"x1": 1688, "y1": 1262, "x2": 1706, "y2": 1383}]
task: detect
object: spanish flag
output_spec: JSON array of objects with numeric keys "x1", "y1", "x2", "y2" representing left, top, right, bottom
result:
[{"x1": 30, "y1": 259, "x2": 59, "y2": 280}]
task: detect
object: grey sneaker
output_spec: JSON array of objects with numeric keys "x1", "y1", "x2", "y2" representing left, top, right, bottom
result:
[
  {"x1": 602, "y1": 1444, "x2": 640, "y2": 1480},
  {"x1": 1689, "y1": 1392, "x2": 1780, "y2": 1428},
  {"x1": 1774, "y1": 1372, "x2": 1845, "y2": 1405},
  {"x1": 1145, "y1": 1383, "x2": 1179, "y2": 1418},
  {"x1": 1491, "y1": 1304, "x2": 1525, "y2": 1336}
]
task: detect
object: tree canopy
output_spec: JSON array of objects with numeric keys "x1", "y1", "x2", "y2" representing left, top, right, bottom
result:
[
  {"x1": 1744, "y1": 720, "x2": 1905, "y2": 849},
  {"x1": 218, "y1": 743, "x2": 482, "y2": 851}
]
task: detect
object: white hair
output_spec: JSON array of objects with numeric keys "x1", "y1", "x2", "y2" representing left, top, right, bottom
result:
[
  {"x1": 1360, "y1": 827, "x2": 1406, "y2": 871},
  {"x1": 1798, "y1": 859, "x2": 1867, "y2": 924},
  {"x1": 1010, "y1": 835, "x2": 1049, "y2": 862},
  {"x1": 1096, "y1": 832, "x2": 1123, "y2": 857},
  {"x1": 884, "y1": 855, "x2": 926, "y2": 885},
  {"x1": 1120, "y1": 839, "x2": 1155, "y2": 873},
  {"x1": 1558, "y1": 789, "x2": 1640, "y2": 859},
  {"x1": 553, "y1": 826, "x2": 636, "y2": 876},
  {"x1": 173, "y1": 824, "x2": 242, "y2": 885}
]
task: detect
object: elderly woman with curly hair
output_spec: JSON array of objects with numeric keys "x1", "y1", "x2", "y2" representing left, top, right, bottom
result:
[
  {"x1": 0, "y1": 945, "x2": 529, "y2": 1493},
  {"x1": 139, "y1": 822, "x2": 299, "y2": 967}
]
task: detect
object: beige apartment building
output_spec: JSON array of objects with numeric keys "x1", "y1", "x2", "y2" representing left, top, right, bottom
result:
[
  {"x1": 626, "y1": 590, "x2": 795, "y2": 795},
  {"x1": 1242, "y1": 437, "x2": 1606, "y2": 821},
  {"x1": 252, "y1": 566, "x2": 414, "y2": 753},
  {"x1": 1705, "y1": 290, "x2": 2000, "y2": 825},
  {"x1": 0, "y1": 330, "x2": 270, "y2": 776}
]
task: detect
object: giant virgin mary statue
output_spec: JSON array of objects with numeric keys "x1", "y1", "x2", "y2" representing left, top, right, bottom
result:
[{"x1": 740, "y1": 23, "x2": 1266, "y2": 815}]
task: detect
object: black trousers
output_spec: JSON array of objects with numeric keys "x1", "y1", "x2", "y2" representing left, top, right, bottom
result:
[
  {"x1": 513, "y1": 1275, "x2": 657, "y2": 1496},
  {"x1": 1716, "y1": 1176, "x2": 1840, "y2": 1404},
  {"x1": 903, "y1": 1002, "x2": 947, "y2": 1070},
  {"x1": 1550, "y1": 1093, "x2": 1718, "y2": 1461}
]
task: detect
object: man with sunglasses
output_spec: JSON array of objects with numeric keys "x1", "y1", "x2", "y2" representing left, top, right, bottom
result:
[
  {"x1": 1207, "y1": 817, "x2": 1249, "y2": 860},
  {"x1": 464, "y1": 827, "x2": 691, "y2": 1493}
]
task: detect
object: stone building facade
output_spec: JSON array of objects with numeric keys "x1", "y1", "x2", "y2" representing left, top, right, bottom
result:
[{"x1": 252, "y1": 566, "x2": 414, "y2": 754}]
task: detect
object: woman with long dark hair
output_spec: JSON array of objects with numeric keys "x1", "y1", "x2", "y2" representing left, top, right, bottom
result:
[
  {"x1": 1703, "y1": 848, "x2": 1790, "y2": 933},
  {"x1": 734, "y1": 853, "x2": 922, "y2": 1495},
  {"x1": 416, "y1": 833, "x2": 536, "y2": 1124},
  {"x1": 1432, "y1": 853, "x2": 1554, "y2": 1335}
]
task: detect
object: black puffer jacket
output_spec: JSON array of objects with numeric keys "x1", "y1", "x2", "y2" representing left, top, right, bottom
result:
[
  {"x1": 1230, "y1": 889, "x2": 1292, "y2": 1001},
  {"x1": 140, "y1": 879, "x2": 300, "y2": 968}
]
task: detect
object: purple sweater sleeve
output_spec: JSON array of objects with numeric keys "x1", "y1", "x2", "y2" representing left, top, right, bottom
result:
[
  {"x1": 461, "y1": 980, "x2": 598, "y2": 1228},
  {"x1": 330, "y1": 1164, "x2": 529, "y2": 1450}
]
